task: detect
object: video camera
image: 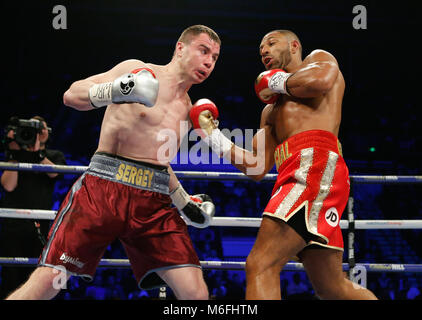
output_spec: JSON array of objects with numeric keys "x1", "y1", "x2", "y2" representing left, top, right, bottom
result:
[{"x1": 4, "y1": 118, "x2": 52, "y2": 148}]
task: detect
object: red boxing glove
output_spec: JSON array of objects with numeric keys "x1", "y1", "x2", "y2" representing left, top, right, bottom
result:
[
  {"x1": 254, "y1": 69, "x2": 292, "y2": 104},
  {"x1": 189, "y1": 99, "x2": 233, "y2": 158},
  {"x1": 189, "y1": 99, "x2": 219, "y2": 138}
]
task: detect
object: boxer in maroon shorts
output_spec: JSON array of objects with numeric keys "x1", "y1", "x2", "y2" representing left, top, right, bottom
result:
[
  {"x1": 7, "y1": 25, "x2": 220, "y2": 300},
  {"x1": 190, "y1": 30, "x2": 377, "y2": 299},
  {"x1": 39, "y1": 153, "x2": 200, "y2": 290}
]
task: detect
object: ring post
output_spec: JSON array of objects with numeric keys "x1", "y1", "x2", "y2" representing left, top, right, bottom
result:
[{"x1": 347, "y1": 183, "x2": 356, "y2": 281}]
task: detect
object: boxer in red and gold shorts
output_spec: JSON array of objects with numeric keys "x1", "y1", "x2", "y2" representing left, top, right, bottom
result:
[
  {"x1": 263, "y1": 130, "x2": 349, "y2": 252},
  {"x1": 190, "y1": 29, "x2": 377, "y2": 300}
]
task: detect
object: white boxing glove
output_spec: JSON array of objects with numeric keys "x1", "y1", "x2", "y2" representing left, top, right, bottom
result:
[
  {"x1": 170, "y1": 183, "x2": 215, "y2": 228},
  {"x1": 89, "y1": 68, "x2": 159, "y2": 108}
]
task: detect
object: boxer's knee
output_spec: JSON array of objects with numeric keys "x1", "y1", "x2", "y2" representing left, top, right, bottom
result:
[
  {"x1": 245, "y1": 251, "x2": 288, "y2": 278},
  {"x1": 31, "y1": 266, "x2": 70, "y2": 294},
  {"x1": 8, "y1": 266, "x2": 70, "y2": 300},
  {"x1": 245, "y1": 252, "x2": 260, "y2": 276},
  {"x1": 245, "y1": 249, "x2": 261, "y2": 276},
  {"x1": 313, "y1": 277, "x2": 349, "y2": 300},
  {"x1": 161, "y1": 267, "x2": 209, "y2": 300},
  {"x1": 178, "y1": 279, "x2": 209, "y2": 300}
]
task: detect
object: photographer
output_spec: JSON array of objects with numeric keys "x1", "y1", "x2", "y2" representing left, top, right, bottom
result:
[{"x1": 0, "y1": 116, "x2": 66, "y2": 298}]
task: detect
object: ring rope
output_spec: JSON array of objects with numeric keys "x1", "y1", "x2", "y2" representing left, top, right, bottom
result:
[
  {"x1": 1, "y1": 162, "x2": 422, "y2": 183},
  {"x1": 0, "y1": 257, "x2": 420, "y2": 273},
  {"x1": 1, "y1": 208, "x2": 422, "y2": 229},
  {"x1": 1, "y1": 162, "x2": 421, "y2": 283}
]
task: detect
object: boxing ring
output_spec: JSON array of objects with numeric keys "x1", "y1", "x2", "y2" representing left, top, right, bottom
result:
[{"x1": 1, "y1": 161, "x2": 422, "y2": 298}]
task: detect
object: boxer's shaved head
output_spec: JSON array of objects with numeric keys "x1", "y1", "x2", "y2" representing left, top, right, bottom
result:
[{"x1": 266, "y1": 29, "x2": 302, "y2": 56}]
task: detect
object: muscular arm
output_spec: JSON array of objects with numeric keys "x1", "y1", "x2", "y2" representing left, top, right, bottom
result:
[
  {"x1": 28, "y1": 134, "x2": 60, "y2": 179},
  {"x1": 287, "y1": 50, "x2": 340, "y2": 98},
  {"x1": 228, "y1": 105, "x2": 278, "y2": 181},
  {"x1": 167, "y1": 166, "x2": 181, "y2": 193},
  {"x1": 1, "y1": 134, "x2": 19, "y2": 191},
  {"x1": 63, "y1": 59, "x2": 145, "y2": 111}
]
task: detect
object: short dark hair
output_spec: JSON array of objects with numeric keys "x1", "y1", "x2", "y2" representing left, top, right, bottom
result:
[{"x1": 177, "y1": 25, "x2": 221, "y2": 46}]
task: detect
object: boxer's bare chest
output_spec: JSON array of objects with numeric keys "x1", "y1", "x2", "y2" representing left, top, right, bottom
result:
[
  {"x1": 266, "y1": 96, "x2": 322, "y2": 143},
  {"x1": 98, "y1": 90, "x2": 190, "y2": 161}
]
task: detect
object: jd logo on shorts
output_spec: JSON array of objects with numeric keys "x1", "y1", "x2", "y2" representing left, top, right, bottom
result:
[{"x1": 325, "y1": 207, "x2": 339, "y2": 227}]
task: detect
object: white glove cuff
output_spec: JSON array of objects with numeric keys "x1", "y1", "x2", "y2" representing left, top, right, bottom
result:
[
  {"x1": 204, "y1": 129, "x2": 234, "y2": 158},
  {"x1": 268, "y1": 72, "x2": 292, "y2": 95},
  {"x1": 169, "y1": 184, "x2": 190, "y2": 210},
  {"x1": 88, "y1": 82, "x2": 113, "y2": 108}
]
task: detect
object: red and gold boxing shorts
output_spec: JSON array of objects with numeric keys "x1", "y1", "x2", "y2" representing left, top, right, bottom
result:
[
  {"x1": 263, "y1": 130, "x2": 349, "y2": 251},
  {"x1": 38, "y1": 152, "x2": 200, "y2": 289}
]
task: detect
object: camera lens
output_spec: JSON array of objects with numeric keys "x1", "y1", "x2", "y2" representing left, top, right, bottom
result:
[
  {"x1": 20, "y1": 128, "x2": 34, "y2": 141},
  {"x1": 15, "y1": 127, "x2": 37, "y2": 146}
]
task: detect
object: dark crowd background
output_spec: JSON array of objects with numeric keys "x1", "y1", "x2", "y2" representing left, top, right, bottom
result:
[{"x1": 0, "y1": 0, "x2": 421, "y2": 300}]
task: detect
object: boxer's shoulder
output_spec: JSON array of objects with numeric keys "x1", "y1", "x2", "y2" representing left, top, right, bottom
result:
[
  {"x1": 304, "y1": 49, "x2": 338, "y2": 65},
  {"x1": 113, "y1": 59, "x2": 149, "y2": 74},
  {"x1": 143, "y1": 63, "x2": 165, "y2": 77}
]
